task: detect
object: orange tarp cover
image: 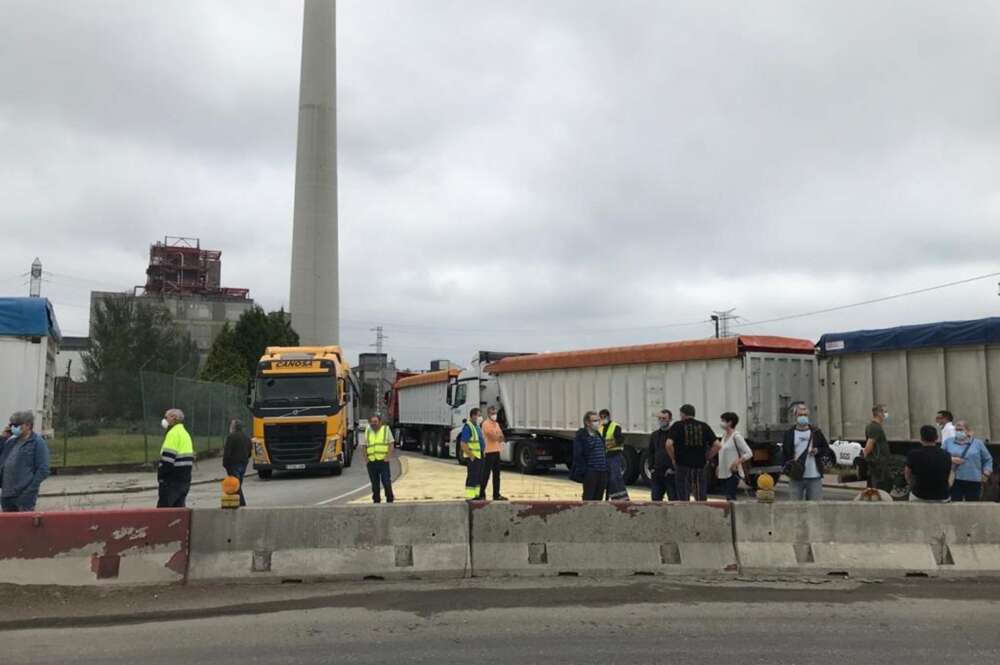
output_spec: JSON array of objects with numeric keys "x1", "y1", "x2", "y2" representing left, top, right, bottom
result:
[
  {"x1": 395, "y1": 368, "x2": 460, "y2": 389},
  {"x1": 487, "y1": 336, "x2": 814, "y2": 374}
]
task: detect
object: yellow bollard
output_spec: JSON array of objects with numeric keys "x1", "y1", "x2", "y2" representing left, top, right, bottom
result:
[{"x1": 755, "y1": 473, "x2": 776, "y2": 503}]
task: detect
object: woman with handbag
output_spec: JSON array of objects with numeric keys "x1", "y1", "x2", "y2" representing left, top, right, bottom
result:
[
  {"x1": 781, "y1": 404, "x2": 832, "y2": 501},
  {"x1": 941, "y1": 420, "x2": 993, "y2": 502},
  {"x1": 717, "y1": 412, "x2": 752, "y2": 500}
]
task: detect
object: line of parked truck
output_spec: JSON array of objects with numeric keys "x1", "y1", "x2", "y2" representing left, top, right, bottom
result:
[{"x1": 386, "y1": 316, "x2": 1000, "y2": 493}]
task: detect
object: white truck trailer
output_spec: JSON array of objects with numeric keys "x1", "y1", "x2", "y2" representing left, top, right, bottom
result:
[
  {"x1": 0, "y1": 298, "x2": 61, "y2": 437},
  {"x1": 817, "y1": 317, "x2": 1000, "y2": 484},
  {"x1": 487, "y1": 335, "x2": 817, "y2": 485}
]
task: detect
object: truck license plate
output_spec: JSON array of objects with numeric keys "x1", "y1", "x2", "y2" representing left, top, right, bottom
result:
[{"x1": 286, "y1": 464, "x2": 306, "y2": 470}]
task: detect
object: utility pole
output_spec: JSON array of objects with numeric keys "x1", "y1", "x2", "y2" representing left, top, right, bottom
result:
[
  {"x1": 29, "y1": 258, "x2": 42, "y2": 297},
  {"x1": 370, "y1": 325, "x2": 387, "y2": 416},
  {"x1": 711, "y1": 309, "x2": 737, "y2": 338}
]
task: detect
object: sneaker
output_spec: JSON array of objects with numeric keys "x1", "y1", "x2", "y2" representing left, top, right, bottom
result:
[{"x1": 495, "y1": 495, "x2": 509, "y2": 501}]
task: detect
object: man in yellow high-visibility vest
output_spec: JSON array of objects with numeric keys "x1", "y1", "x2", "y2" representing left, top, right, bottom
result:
[
  {"x1": 363, "y1": 414, "x2": 395, "y2": 503},
  {"x1": 459, "y1": 408, "x2": 485, "y2": 500},
  {"x1": 157, "y1": 408, "x2": 194, "y2": 508}
]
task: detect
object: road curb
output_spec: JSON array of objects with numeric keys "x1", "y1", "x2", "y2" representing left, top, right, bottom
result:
[{"x1": 38, "y1": 475, "x2": 226, "y2": 499}]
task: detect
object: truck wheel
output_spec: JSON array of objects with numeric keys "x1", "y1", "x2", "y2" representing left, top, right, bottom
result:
[
  {"x1": 639, "y1": 449, "x2": 653, "y2": 486},
  {"x1": 437, "y1": 431, "x2": 449, "y2": 459},
  {"x1": 621, "y1": 448, "x2": 641, "y2": 485},
  {"x1": 329, "y1": 464, "x2": 343, "y2": 477},
  {"x1": 421, "y1": 431, "x2": 432, "y2": 456},
  {"x1": 517, "y1": 443, "x2": 539, "y2": 474},
  {"x1": 344, "y1": 437, "x2": 353, "y2": 468},
  {"x1": 257, "y1": 469, "x2": 272, "y2": 480}
]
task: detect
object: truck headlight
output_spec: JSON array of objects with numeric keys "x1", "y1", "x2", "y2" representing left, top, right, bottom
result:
[{"x1": 322, "y1": 436, "x2": 340, "y2": 462}]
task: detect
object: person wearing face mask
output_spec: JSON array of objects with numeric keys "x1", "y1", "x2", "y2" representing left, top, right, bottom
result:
[
  {"x1": 863, "y1": 404, "x2": 893, "y2": 492},
  {"x1": 571, "y1": 411, "x2": 609, "y2": 500},
  {"x1": 459, "y1": 408, "x2": 486, "y2": 500},
  {"x1": 599, "y1": 409, "x2": 629, "y2": 501},
  {"x1": 781, "y1": 404, "x2": 832, "y2": 501},
  {"x1": 717, "y1": 412, "x2": 753, "y2": 501},
  {"x1": 647, "y1": 409, "x2": 676, "y2": 501},
  {"x1": 935, "y1": 410, "x2": 956, "y2": 447},
  {"x1": 0, "y1": 411, "x2": 50, "y2": 512},
  {"x1": 479, "y1": 406, "x2": 508, "y2": 501},
  {"x1": 157, "y1": 408, "x2": 195, "y2": 508},
  {"x1": 941, "y1": 420, "x2": 993, "y2": 502}
]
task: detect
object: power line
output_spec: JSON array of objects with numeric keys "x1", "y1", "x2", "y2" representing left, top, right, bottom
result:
[
  {"x1": 737, "y1": 269, "x2": 1000, "y2": 328},
  {"x1": 340, "y1": 316, "x2": 712, "y2": 337}
]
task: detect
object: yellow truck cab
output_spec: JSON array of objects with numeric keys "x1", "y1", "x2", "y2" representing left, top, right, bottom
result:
[{"x1": 249, "y1": 346, "x2": 357, "y2": 479}]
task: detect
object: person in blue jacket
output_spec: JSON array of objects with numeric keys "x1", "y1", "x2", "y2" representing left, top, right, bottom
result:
[
  {"x1": 942, "y1": 420, "x2": 993, "y2": 502},
  {"x1": 0, "y1": 411, "x2": 50, "y2": 512},
  {"x1": 571, "y1": 411, "x2": 608, "y2": 500}
]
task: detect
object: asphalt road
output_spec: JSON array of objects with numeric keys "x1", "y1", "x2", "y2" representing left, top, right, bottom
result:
[
  {"x1": 4, "y1": 578, "x2": 998, "y2": 664},
  {"x1": 36, "y1": 456, "x2": 402, "y2": 511}
]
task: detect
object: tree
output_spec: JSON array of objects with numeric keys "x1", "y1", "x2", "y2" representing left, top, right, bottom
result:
[
  {"x1": 83, "y1": 293, "x2": 199, "y2": 420},
  {"x1": 201, "y1": 306, "x2": 299, "y2": 385}
]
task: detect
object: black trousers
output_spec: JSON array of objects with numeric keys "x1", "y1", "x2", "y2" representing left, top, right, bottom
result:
[
  {"x1": 951, "y1": 479, "x2": 982, "y2": 502},
  {"x1": 367, "y1": 460, "x2": 394, "y2": 503},
  {"x1": 479, "y1": 452, "x2": 502, "y2": 499},
  {"x1": 650, "y1": 468, "x2": 678, "y2": 502},
  {"x1": 582, "y1": 470, "x2": 609, "y2": 501},
  {"x1": 157, "y1": 479, "x2": 191, "y2": 508}
]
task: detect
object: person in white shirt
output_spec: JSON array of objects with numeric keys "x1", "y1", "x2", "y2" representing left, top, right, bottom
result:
[
  {"x1": 936, "y1": 410, "x2": 956, "y2": 446},
  {"x1": 717, "y1": 412, "x2": 752, "y2": 501}
]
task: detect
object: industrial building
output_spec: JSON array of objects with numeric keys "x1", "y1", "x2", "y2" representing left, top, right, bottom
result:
[{"x1": 90, "y1": 237, "x2": 254, "y2": 367}]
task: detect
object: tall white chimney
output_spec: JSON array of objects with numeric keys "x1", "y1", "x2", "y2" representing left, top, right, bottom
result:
[{"x1": 289, "y1": 0, "x2": 338, "y2": 346}]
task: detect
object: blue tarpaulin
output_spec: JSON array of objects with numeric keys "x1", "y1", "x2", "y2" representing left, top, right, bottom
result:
[
  {"x1": 0, "y1": 298, "x2": 62, "y2": 342},
  {"x1": 817, "y1": 317, "x2": 1000, "y2": 356}
]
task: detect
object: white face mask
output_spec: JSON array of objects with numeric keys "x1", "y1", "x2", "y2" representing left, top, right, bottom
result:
[
  {"x1": 161, "y1": 418, "x2": 170, "y2": 430},
  {"x1": 476, "y1": 416, "x2": 484, "y2": 425},
  {"x1": 489, "y1": 414, "x2": 498, "y2": 421}
]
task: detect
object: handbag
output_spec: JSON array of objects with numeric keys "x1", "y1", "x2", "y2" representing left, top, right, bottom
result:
[{"x1": 784, "y1": 431, "x2": 814, "y2": 482}]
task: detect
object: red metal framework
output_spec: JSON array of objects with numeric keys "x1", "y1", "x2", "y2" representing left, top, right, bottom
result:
[{"x1": 141, "y1": 236, "x2": 249, "y2": 299}]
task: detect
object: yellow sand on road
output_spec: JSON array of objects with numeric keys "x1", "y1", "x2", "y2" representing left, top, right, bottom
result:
[{"x1": 352, "y1": 454, "x2": 653, "y2": 503}]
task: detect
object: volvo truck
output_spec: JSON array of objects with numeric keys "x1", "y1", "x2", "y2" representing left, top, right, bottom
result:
[{"x1": 249, "y1": 346, "x2": 358, "y2": 479}]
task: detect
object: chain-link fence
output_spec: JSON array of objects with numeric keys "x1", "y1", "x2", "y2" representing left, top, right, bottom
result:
[{"x1": 52, "y1": 370, "x2": 249, "y2": 468}]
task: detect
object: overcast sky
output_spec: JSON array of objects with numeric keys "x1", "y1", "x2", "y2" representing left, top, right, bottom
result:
[{"x1": 2, "y1": 0, "x2": 998, "y2": 369}]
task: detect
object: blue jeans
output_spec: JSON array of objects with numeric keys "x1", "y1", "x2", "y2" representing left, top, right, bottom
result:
[
  {"x1": 788, "y1": 477, "x2": 823, "y2": 501},
  {"x1": 225, "y1": 462, "x2": 247, "y2": 506},
  {"x1": 367, "y1": 460, "x2": 394, "y2": 503},
  {"x1": 723, "y1": 474, "x2": 741, "y2": 501},
  {"x1": 605, "y1": 454, "x2": 630, "y2": 500}
]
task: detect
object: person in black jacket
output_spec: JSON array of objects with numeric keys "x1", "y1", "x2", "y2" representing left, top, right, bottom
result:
[
  {"x1": 223, "y1": 419, "x2": 253, "y2": 506},
  {"x1": 647, "y1": 409, "x2": 676, "y2": 501},
  {"x1": 571, "y1": 411, "x2": 609, "y2": 500},
  {"x1": 781, "y1": 404, "x2": 832, "y2": 501}
]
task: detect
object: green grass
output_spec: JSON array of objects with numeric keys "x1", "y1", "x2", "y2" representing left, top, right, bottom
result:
[{"x1": 47, "y1": 430, "x2": 221, "y2": 468}]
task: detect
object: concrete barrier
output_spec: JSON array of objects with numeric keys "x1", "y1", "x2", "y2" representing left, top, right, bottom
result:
[
  {"x1": 469, "y1": 501, "x2": 737, "y2": 577},
  {"x1": 734, "y1": 502, "x2": 1000, "y2": 577},
  {"x1": 188, "y1": 503, "x2": 470, "y2": 582},
  {"x1": 0, "y1": 509, "x2": 190, "y2": 586}
]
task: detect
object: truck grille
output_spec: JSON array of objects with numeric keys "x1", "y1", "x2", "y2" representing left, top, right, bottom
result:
[{"x1": 264, "y1": 422, "x2": 326, "y2": 465}]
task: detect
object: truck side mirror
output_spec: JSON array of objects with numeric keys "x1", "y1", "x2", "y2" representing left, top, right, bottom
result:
[{"x1": 446, "y1": 376, "x2": 458, "y2": 407}]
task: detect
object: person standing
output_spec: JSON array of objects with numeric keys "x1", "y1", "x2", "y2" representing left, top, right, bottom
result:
[
  {"x1": 648, "y1": 409, "x2": 676, "y2": 502},
  {"x1": 782, "y1": 404, "x2": 832, "y2": 501},
  {"x1": 222, "y1": 419, "x2": 253, "y2": 507},
  {"x1": 572, "y1": 411, "x2": 609, "y2": 500},
  {"x1": 665, "y1": 404, "x2": 720, "y2": 501},
  {"x1": 863, "y1": 404, "x2": 893, "y2": 492},
  {"x1": 479, "y1": 406, "x2": 508, "y2": 501},
  {"x1": 362, "y1": 414, "x2": 394, "y2": 503},
  {"x1": 599, "y1": 409, "x2": 630, "y2": 501},
  {"x1": 459, "y1": 408, "x2": 486, "y2": 500},
  {"x1": 157, "y1": 408, "x2": 194, "y2": 508},
  {"x1": 942, "y1": 420, "x2": 993, "y2": 502},
  {"x1": 0, "y1": 411, "x2": 50, "y2": 512},
  {"x1": 717, "y1": 412, "x2": 752, "y2": 501},
  {"x1": 935, "y1": 410, "x2": 956, "y2": 447},
  {"x1": 905, "y1": 425, "x2": 952, "y2": 503}
]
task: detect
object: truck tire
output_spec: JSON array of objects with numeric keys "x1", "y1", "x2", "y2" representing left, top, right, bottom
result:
[
  {"x1": 344, "y1": 436, "x2": 353, "y2": 468},
  {"x1": 421, "y1": 430, "x2": 432, "y2": 456},
  {"x1": 329, "y1": 464, "x2": 343, "y2": 477},
  {"x1": 621, "y1": 448, "x2": 641, "y2": 485},
  {"x1": 437, "y1": 431, "x2": 449, "y2": 459},
  {"x1": 639, "y1": 449, "x2": 653, "y2": 486},
  {"x1": 257, "y1": 469, "x2": 272, "y2": 480},
  {"x1": 516, "y1": 442, "x2": 539, "y2": 474}
]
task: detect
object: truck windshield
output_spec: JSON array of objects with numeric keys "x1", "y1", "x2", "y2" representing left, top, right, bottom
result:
[{"x1": 255, "y1": 375, "x2": 337, "y2": 407}]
